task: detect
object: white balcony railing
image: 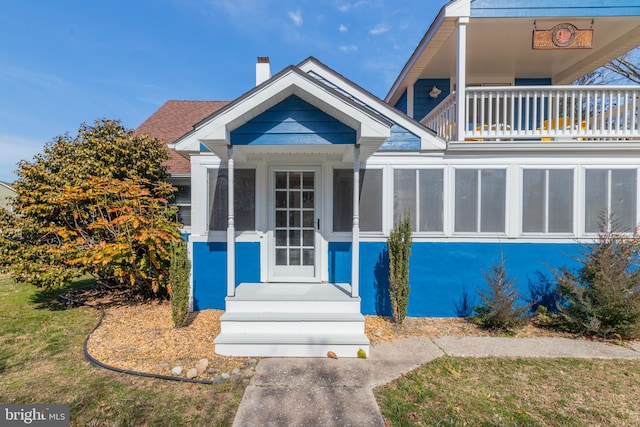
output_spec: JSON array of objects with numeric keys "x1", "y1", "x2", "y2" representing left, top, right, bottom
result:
[{"x1": 421, "y1": 86, "x2": 640, "y2": 142}]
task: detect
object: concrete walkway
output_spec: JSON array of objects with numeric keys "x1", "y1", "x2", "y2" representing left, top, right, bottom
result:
[{"x1": 232, "y1": 336, "x2": 640, "y2": 427}]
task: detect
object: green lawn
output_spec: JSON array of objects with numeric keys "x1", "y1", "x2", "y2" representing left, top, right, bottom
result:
[
  {"x1": 0, "y1": 275, "x2": 244, "y2": 426},
  {"x1": 376, "y1": 356, "x2": 640, "y2": 426}
]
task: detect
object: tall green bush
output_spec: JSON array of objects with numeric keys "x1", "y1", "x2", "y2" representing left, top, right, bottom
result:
[
  {"x1": 388, "y1": 211, "x2": 412, "y2": 324},
  {"x1": 169, "y1": 240, "x2": 191, "y2": 328},
  {"x1": 554, "y1": 216, "x2": 640, "y2": 339},
  {"x1": 0, "y1": 119, "x2": 181, "y2": 295}
]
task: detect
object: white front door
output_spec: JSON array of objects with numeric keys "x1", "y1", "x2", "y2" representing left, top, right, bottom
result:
[{"x1": 269, "y1": 168, "x2": 320, "y2": 281}]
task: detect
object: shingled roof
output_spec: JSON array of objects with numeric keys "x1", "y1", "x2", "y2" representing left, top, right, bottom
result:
[{"x1": 135, "y1": 100, "x2": 229, "y2": 175}]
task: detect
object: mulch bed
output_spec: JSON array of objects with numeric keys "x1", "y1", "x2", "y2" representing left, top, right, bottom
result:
[
  {"x1": 78, "y1": 289, "x2": 249, "y2": 381},
  {"x1": 78, "y1": 285, "x2": 576, "y2": 380}
]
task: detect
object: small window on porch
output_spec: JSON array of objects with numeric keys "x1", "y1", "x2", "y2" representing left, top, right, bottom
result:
[
  {"x1": 522, "y1": 169, "x2": 573, "y2": 234},
  {"x1": 585, "y1": 169, "x2": 637, "y2": 233},
  {"x1": 393, "y1": 169, "x2": 444, "y2": 232},
  {"x1": 454, "y1": 169, "x2": 506, "y2": 233},
  {"x1": 333, "y1": 168, "x2": 382, "y2": 232},
  {"x1": 175, "y1": 185, "x2": 192, "y2": 227},
  {"x1": 208, "y1": 168, "x2": 256, "y2": 231}
]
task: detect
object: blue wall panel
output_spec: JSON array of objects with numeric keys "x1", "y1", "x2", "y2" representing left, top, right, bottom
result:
[
  {"x1": 358, "y1": 241, "x2": 582, "y2": 317},
  {"x1": 193, "y1": 239, "x2": 582, "y2": 317},
  {"x1": 379, "y1": 124, "x2": 421, "y2": 151},
  {"x1": 230, "y1": 95, "x2": 356, "y2": 146},
  {"x1": 236, "y1": 242, "x2": 261, "y2": 284},
  {"x1": 394, "y1": 90, "x2": 408, "y2": 114},
  {"x1": 515, "y1": 78, "x2": 552, "y2": 86},
  {"x1": 471, "y1": 0, "x2": 640, "y2": 18},
  {"x1": 192, "y1": 242, "x2": 227, "y2": 311},
  {"x1": 413, "y1": 78, "x2": 451, "y2": 122},
  {"x1": 191, "y1": 241, "x2": 260, "y2": 310},
  {"x1": 328, "y1": 242, "x2": 352, "y2": 283}
]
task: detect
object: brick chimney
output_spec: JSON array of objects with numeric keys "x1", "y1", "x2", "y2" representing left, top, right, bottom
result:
[{"x1": 256, "y1": 56, "x2": 271, "y2": 86}]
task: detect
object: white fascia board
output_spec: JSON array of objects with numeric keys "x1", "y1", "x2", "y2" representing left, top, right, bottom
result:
[
  {"x1": 444, "y1": 0, "x2": 470, "y2": 18},
  {"x1": 0, "y1": 181, "x2": 14, "y2": 192},
  {"x1": 299, "y1": 59, "x2": 445, "y2": 151}
]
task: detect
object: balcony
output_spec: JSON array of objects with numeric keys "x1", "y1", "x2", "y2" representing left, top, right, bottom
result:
[{"x1": 422, "y1": 86, "x2": 640, "y2": 143}]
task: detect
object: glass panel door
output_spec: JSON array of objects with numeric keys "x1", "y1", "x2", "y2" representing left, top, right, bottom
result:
[{"x1": 271, "y1": 170, "x2": 318, "y2": 280}]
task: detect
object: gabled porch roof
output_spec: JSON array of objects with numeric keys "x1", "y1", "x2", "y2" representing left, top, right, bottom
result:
[
  {"x1": 297, "y1": 57, "x2": 446, "y2": 151},
  {"x1": 173, "y1": 65, "x2": 393, "y2": 162},
  {"x1": 386, "y1": 0, "x2": 640, "y2": 106}
]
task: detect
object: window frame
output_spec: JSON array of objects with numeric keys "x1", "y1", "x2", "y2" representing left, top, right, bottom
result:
[
  {"x1": 452, "y1": 167, "x2": 508, "y2": 235},
  {"x1": 170, "y1": 177, "x2": 192, "y2": 229},
  {"x1": 207, "y1": 167, "x2": 257, "y2": 233},
  {"x1": 330, "y1": 166, "x2": 385, "y2": 237},
  {"x1": 583, "y1": 167, "x2": 638, "y2": 234},
  {"x1": 520, "y1": 167, "x2": 576, "y2": 236},
  {"x1": 391, "y1": 167, "x2": 446, "y2": 235}
]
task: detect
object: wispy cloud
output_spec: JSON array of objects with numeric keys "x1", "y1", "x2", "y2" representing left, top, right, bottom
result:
[
  {"x1": 337, "y1": 1, "x2": 368, "y2": 12},
  {"x1": 288, "y1": 10, "x2": 303, "y2": 26},
  {"x1": 370, "y1": 23, "x2": 391, "y2": 35},
  {"x1": 339, "y1": 24, "x2": 348, "y2": 33},
  {"x1": 0, "y1": 64, "x2": 66, "y2": 93},
  {"x1": 201, "y1": 0, "x2": 276, "y2": 30},
  {"x1": 338, "y1": 44, "x2": 358, "y2": 52}
]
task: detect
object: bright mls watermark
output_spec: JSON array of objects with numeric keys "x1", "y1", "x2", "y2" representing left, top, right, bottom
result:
[{"x1": 1, "y1": 405, "x2": 69, "y2": 426}]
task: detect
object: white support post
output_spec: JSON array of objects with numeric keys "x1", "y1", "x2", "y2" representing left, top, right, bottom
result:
[
  {"x1": 407, "y1": 83, "x2": 414, "y2": 119},
  {"x1": 351, "y1": 145, "x2": 360, "y2": 298},
  {"x1": 226, "y1": 146, "x2": 236, "y2": 297},
  {"x1": 456, "y1": 17, "x2": 469, "y2": 141}
]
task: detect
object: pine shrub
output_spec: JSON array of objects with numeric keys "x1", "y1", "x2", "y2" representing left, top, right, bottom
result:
[
  {"x1": 169, "y1": 240, "x2": 191, "y2": 328},
  {"x1": 388, "y1": 211, "x2": 412, "y2": 324},
  {"x1": 471, "y1": 256, "x2": 530, "y2": 331},
  {"x1": 554, "y1": 216, "x2": 640, "y2": 339}
]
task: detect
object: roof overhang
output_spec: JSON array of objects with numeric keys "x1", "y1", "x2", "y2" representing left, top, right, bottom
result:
[
  {"x1": 386, "y1": 0, "x2": 640, "y2": 106},
  {"x1": 298, "y1": 57, "x2": 447, "y2": 151},
  {"x1": 174, "y1": 66, "x2": 392, "y2": 162}
]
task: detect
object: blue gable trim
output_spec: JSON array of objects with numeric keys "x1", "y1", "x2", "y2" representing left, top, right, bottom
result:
[
  {"x1": 471, "y1": 0, "x2": 640, "y2": 18},
  {"x1": 230, "y1": 95, "x2": 356, "y2": 146}
]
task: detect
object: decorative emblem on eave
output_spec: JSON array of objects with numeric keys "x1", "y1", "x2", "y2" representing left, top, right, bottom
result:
[{"x1": 533, "y1": 22, "x2": 593, "y2": 50}]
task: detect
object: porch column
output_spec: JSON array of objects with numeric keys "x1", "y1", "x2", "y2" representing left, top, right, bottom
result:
[
  {"x1": 407, "y1": 83, "x2": 414, "y2": 119},
  {"x1": 226, "y1": 145, "x2": 236, "y2": 297},
  {"x1": 455, "y1": 16, "x2": 469, "y2": 141},
  {"x1": 351, "y1": 144, "x2": 360, "y2": 298}
]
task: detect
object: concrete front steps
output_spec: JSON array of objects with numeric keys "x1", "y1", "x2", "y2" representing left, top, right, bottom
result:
[{"x1": 214, "y1": 283, "x2": 370, "y2": 358}]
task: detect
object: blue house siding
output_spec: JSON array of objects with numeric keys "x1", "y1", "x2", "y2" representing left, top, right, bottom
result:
[
  {"x1": 328, "y1": 241, "x2": 352, "y2": 283},
  {"x1": 192, "y1": 241, "x2": 260, "y2": 310},
  {"x1": 195, "y1": 240, "x2": 582, "y2": 316},
  {"x1": 378, "y1": 124, "x2": 421, "y2": 150},
  {"x1": 394, "y1": 89, "x2": 408, "y2": 114},
  {"x1": 413, "y1": 78, "x2": 450, "y2": 122},
  {"x1": 515, "y1": 78, "x2": 552, "y2": 86},
  {"x1": 357, "y1": 241, "x2": 582, "y2": 317},
  {"x1": 471, "y1": 0, "x2": 640, "y2": 18},
  {"x1": 230, "y1": 95, "x2": 356, "y2": 146},
  {"x1": 192, "y1": 242, "x2": 227, "y2": 310}
]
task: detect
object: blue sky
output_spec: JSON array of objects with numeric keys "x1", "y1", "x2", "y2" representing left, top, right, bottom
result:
[{"x1": 0, "y1": 0, "x2": 448, "y2": 182}]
